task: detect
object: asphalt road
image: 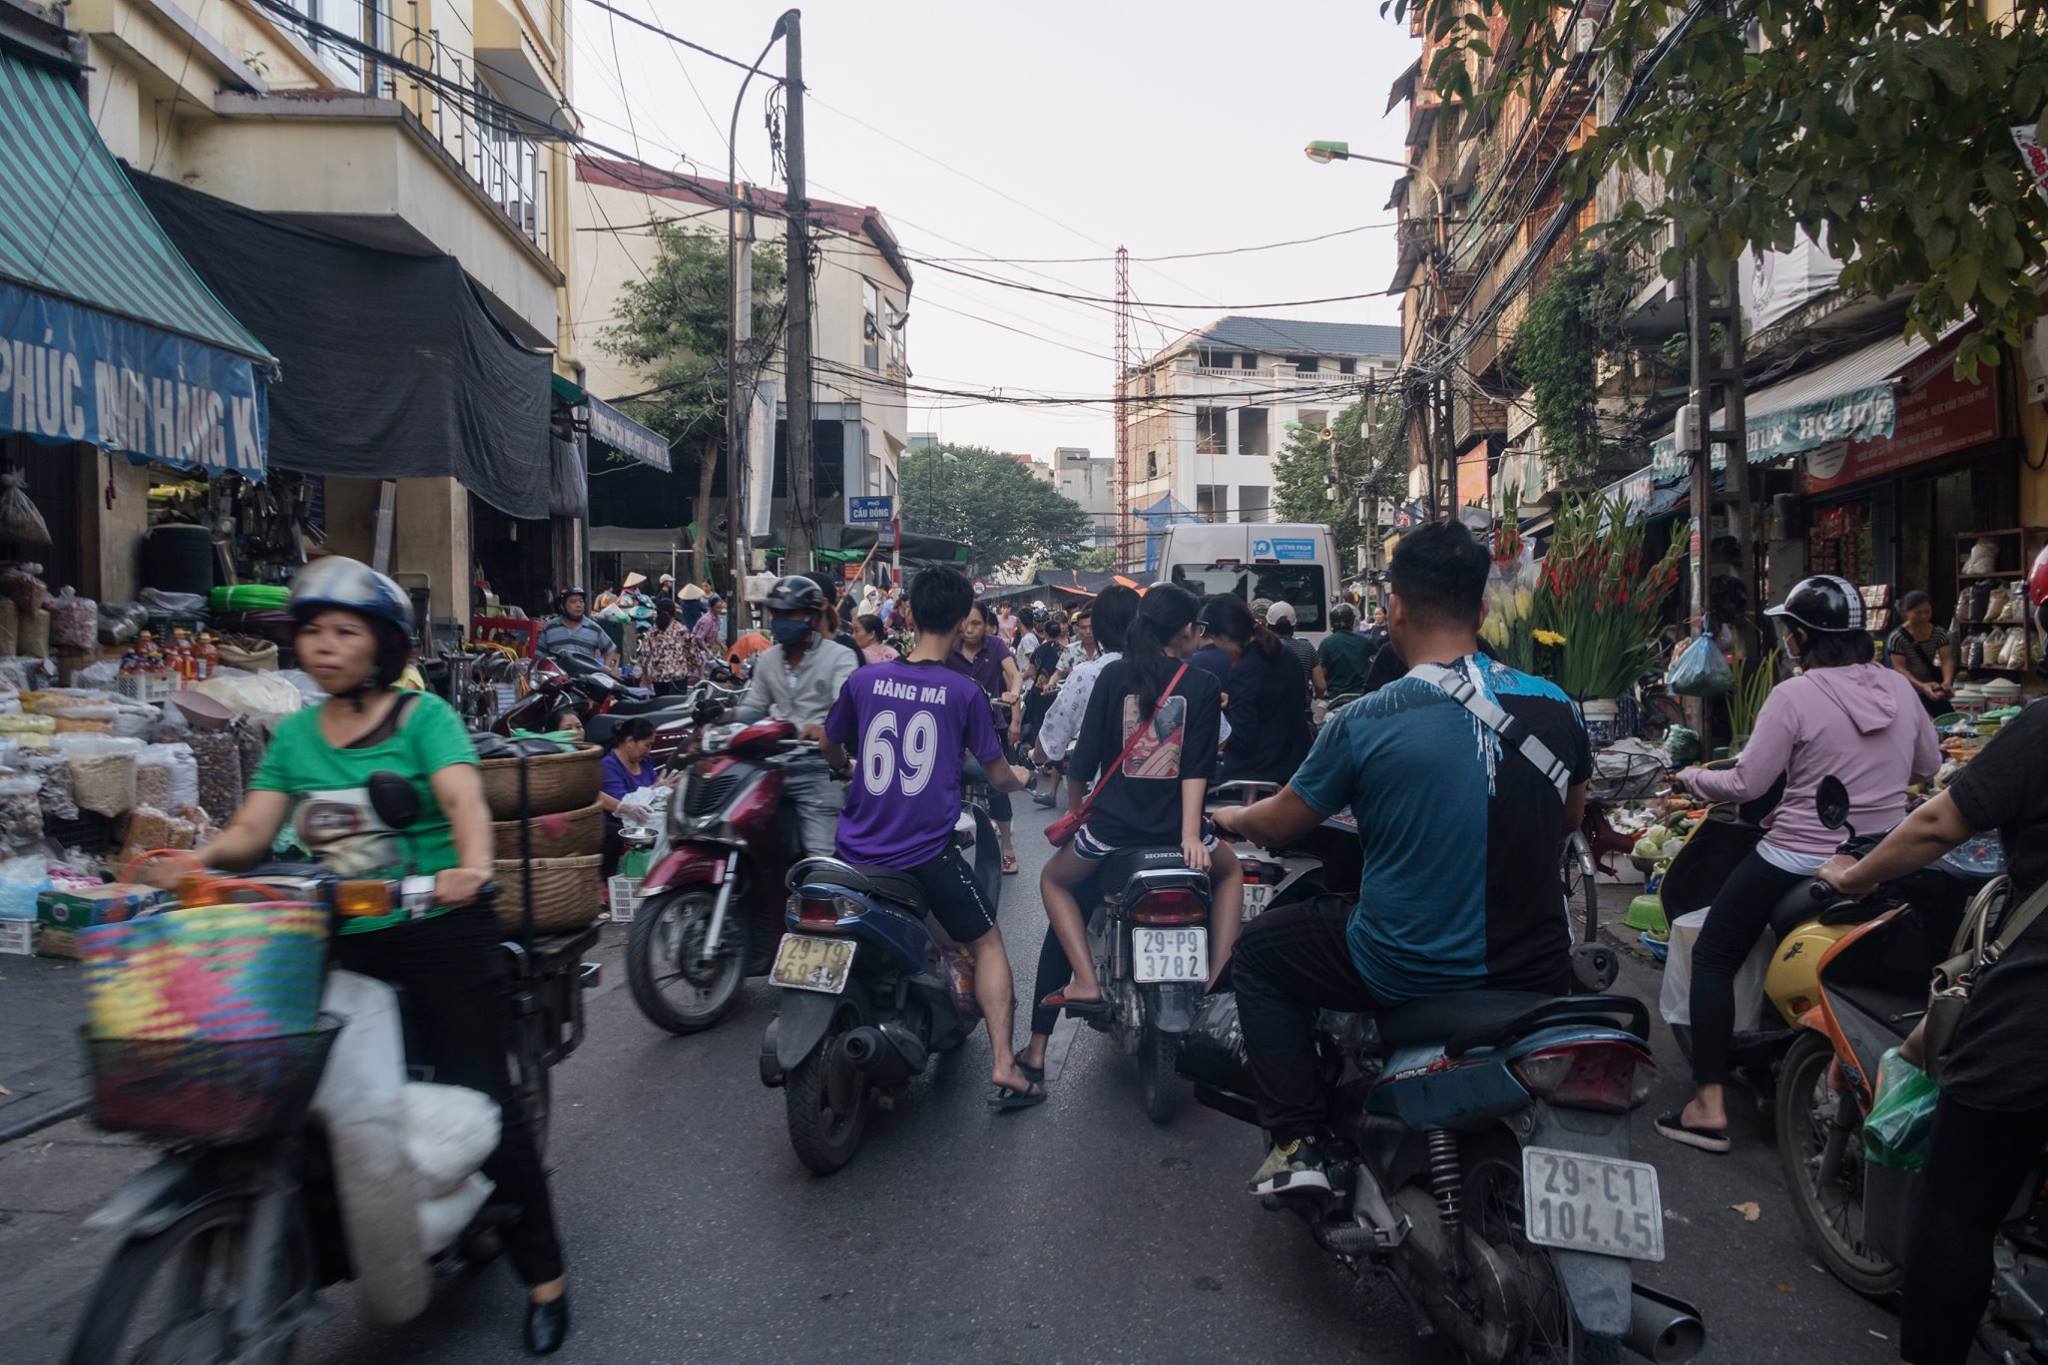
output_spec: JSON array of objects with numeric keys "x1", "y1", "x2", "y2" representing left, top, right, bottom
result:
[{"x1": 2, "y1": 799, "x2": 1913, "y2": 1364}]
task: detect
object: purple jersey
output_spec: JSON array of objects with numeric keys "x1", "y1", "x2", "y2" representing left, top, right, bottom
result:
[{"x1": 825, "y1": 659, "x2": 1004, "y2": 868}]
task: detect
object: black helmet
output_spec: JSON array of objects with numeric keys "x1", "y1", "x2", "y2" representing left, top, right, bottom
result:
[
  {"x1": 764, "y1": 574, "x2": 825, "y2": 613},
  {"x1": 1765, "y1": 575, "x2": 1865, "y2": 633},
  {"x1": 560, "y1": 585, "x2": 587, "y2": 605}
]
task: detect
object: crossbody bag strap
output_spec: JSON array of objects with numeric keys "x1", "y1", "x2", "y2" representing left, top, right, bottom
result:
[
  {"x1": 1409, "y1": 661, "x2": 1572, "y2": 800},
  {"x1": 1071, "y1": 662, "x2": 1191, "y2": 825},
  {"x1": 1981, "y1": 878, "x2": 2048, "y2": 971}
]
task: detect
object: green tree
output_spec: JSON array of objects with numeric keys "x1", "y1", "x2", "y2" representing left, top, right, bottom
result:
[
  {"x1": 1272, "y1": 396, "x2": 1407, "y2": 561},
  {"x1": 900, "y1": 443, "x2": 1091, "y2": 570},
  {"x1": 1397, "y1": 0, "x2": 2048, "y2": 371},
  {"x1": 1505, "y1": 252, "x2": 1654, "y2": 484}
]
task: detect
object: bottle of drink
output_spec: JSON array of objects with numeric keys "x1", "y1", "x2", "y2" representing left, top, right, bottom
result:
[
  {"x1": 197, "y1": 633, "x2": 219, "y2": 681},
  {"x1": 170, "y1": 630, "x2": 192, "y2": 682}
]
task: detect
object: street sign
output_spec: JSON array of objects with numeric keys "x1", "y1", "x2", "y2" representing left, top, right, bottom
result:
[
  {"x1": 972, "y1": 579, "x2": 987, "y2": 594},
  {"x1": 848, "y1": 496, "x2": 894, "y2": 526}
]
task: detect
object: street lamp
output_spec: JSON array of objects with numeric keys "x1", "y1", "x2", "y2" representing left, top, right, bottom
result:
[{"x1": 1303, "y1": 140, "x2": 1410, "y2": 172}]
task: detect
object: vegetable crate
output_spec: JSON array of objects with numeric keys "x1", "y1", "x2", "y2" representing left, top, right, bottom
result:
[{"x1": 607, "y1": 876, "x2": 643, "y2": 924}]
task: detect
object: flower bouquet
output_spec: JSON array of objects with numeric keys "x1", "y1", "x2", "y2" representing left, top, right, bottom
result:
[
  {"x1": 1479, "y1": 489, "x2": 1539, "y2": 671},
  {"x1": 1534, "y1": 494, "x2": 1689, "y2": 702}
]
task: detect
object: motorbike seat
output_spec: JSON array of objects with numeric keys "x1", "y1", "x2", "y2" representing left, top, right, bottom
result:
[
  {"x1": 815, "y1": 863, "x2": 925, "y2": 912},
  {"x1": 1097, "y1": 845, "x2": 1203, "y2": 893},
  {"x1": 1769, "y1": 881, "x2": 1824, "y2": 939},
  {"x1": 1378, "y1": 990, "x2": 1550, "y2": 1050},
  {"x1": 606, "y1": 694, "x2": 677, "y2": 716}
]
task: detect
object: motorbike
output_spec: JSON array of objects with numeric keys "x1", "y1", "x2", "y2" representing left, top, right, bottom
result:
[
  {"x1": 1775, "y1": 779, "x2": 2006, "y2": 1304},
  {"x1": 1051, "y1": 844, "x2": 1217, "y2": 1124},
  {"x1": 64, "y1": 775, "x2": 598, "y2": 1364},
  {"x1": 759, "y1": 845, "x2": 992, "y2": 1174},
  {"x1": 1209, "y1": 779, "x2": 1330, "y2": 923},
  {"x1": 1182, "y1": 989, "x2": 1704, "y2": 1363},
  {"x1": 627, "y1": 720, "x2": 880, "y2": 1035}
]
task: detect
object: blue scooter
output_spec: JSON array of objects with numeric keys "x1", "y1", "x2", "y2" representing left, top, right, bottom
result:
[
  {"x1": 757, "y1": 833, "x2": 994, "y2": 1174},
  {"x1": 1183, "y1": 991, "x2": 1705, "y2": 1362}
]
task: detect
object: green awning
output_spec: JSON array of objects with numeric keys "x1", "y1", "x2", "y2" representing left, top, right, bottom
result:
[{"x1": 0, "y1": 51, "x2": 274, "y2": 367}]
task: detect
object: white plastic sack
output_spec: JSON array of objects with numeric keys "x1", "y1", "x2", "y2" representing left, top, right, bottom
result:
[
  {"x1": 192, "y1": 671, "x2": 309, "y2": 718},
  {"x1": 399, "y1": 1083, "x2": 501, "y2": 1198},
  {"x1": 1659, "y1": 907, "x2": 1771, "y2": 1029}
]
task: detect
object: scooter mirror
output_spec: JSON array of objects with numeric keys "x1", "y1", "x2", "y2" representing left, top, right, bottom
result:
[
  {"x1": 367, "y1": 770, "x2": 423, "y2": 831},
  {"x1": 1815, "y1": 775, "x2": 1851, "y2": 831}
]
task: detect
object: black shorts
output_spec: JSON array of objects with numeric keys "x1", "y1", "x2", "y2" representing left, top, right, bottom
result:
[{"x1": 903, "y1": 846, "x2": 999, "y2": 945}]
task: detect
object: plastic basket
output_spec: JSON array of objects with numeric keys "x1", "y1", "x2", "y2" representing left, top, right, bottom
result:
[
  {"x1": 80, "y1": 903, "x2": 330, "y2": 1040},
  {"x1": 84, "y1": 1015, "x2": 342, "y2": 1145},
  {"x1": 607, "y1": 875, "x2": 643, "y2": 923},
  {"x1": 0, "y1": 917, "x2": 32, "y2": 955}
]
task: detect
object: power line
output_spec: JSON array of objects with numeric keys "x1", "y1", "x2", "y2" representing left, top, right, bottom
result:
[
  {"x1": 580, "y1": 0, "x2": 774, "y2": 76},
  {"x1": 912, "y1": 258, "x2": 1400, "y2": 310},
  {"x1": 915, "y1": 220, "x2": 1399, "y2": 266}
]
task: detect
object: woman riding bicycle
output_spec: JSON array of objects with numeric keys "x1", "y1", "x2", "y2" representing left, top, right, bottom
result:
[
  {"x1": 177, "y1": 556, "x2": 572, "y2": 1355},
  {"x1": 1655, "y1": 574, "x2": 1938, "y2": 1156}
]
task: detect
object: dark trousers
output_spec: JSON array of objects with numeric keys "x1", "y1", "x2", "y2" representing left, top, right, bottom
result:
[
  {"x1": 1687, "y1": 853, "x2": 1809, "y2": 1085},
  {"x1": 1029, "y1": 881, "x2": 1103, "y2": 1037},
  {"x1": 601, "y1": 813, "x2": 625, "y2": 879},
  {"x1": 1232, "y1": 897, "x2": 1380, "y2": 1138},
  {"x1": 333, "y1": 908, "x2": 566, "y2": 1285},
  {"x1": 1901, "y1": 1094, "x2": 2048, "y2": 1364}
]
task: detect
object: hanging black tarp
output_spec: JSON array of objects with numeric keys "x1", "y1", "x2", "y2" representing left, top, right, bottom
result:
[{"x1": 128, "y1": 170, "x2": 552, "y2": 518}]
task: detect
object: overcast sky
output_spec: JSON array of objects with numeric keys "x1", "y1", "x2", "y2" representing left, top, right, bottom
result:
[{"x1": 572, "y1": 0, "x2": 1421, "y2": 462}]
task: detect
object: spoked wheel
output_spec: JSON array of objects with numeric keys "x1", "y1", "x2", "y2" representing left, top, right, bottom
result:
[
  {"x1": 785, "y1": 1002, "x2": 870, "y2": 1175},
  {"x1": 1775, "y1": 1031, "x2": 1901, "y2": 1295},
  {"x1": 1561, "y1": 832, "x2": 1598, "y2": 947},
  {"x1": 1139, "y1": 1025, "x2": 1182, "y2": 1125},
  {"x1": 1465, "y1": 1152, "x2": 1623, "y2": 1363},
  {"x1": 66, "y1": 1200, "x2": 304, "y2": 1365},
  {"x1": 628, "y1": 889, "x2": 745, "y2": 1035}
]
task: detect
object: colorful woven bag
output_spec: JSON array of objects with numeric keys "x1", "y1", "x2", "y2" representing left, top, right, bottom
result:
[{"x1": 81, "y1": 903, "x2": 329, "y2": 1041}]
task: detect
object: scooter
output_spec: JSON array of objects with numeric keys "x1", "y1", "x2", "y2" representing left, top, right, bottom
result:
[
  {"x1": 759, "y1": 852, "x2": 987, "y2": 1174},
  {"x1": 625, "y1": 719, "x2": 806, "y2": 1035},
  {"x1": 1181, "y1": 988, "x2": 1704, "y2": 1363},
  {"x1": 1775, "y1": 780, "x2": 2005, "y2": 1301},
  {"x1": 64, "y1": 777, "x2": 598, "y2": 1363},
  {"x1": 1209, "y1": 779, "x2": 1328, "y2": 921}
]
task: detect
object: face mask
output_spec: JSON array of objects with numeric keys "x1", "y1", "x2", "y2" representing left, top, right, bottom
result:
[{"x1": 772, "y1": 618, "x2": 814, "y2": 647}]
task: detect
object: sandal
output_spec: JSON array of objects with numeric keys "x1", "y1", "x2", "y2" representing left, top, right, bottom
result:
[
  {"x1": 1040, "y1": 989, "x2": 1109, "y2": 1021},
  {"x1": 988, "y1": 1080, "x2": 1047, "y2": 1112},
  {"x1": 1013, "y1": 1049, "x2": 1045, "y2": 1084},
  {"x1": 1653, "y1": 1110, "x2": 1731, "y2": 1154},
  {"x1": 1002, "y1": 852, "x2": 1020, "y2": 875}
]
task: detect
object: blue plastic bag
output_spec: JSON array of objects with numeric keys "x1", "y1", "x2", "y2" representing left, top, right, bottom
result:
[{"x1": 1666, "y1": 632, "x2": 1734, "y2": 698}]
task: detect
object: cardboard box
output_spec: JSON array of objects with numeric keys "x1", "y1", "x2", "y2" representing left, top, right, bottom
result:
[
  {"x1": 0, "y1": 918, "x2": 32, "y2": 955},
  {"x1": 36, "y1": 884, "x2": 164, "y2": 959}
]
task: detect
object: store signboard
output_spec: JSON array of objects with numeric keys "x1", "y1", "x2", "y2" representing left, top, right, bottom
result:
[
  {"x1": 1801, "y1": 355, "x2": 2001, "y2": 494},
  {"x1": 1649, "y1": 381, "x2": 1896, "y2": 483},
  {"x1": 586, "y1": 394, "x2": 670, "y2": 472},
  {"x1": 0, "y1": 280, "x2": 268, "y2": 474}
]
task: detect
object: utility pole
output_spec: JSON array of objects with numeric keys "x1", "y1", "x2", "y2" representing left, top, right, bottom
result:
[
  {"x1": 1113, "y1": 246, "x2": 1132, "y2": 570},
  {"x1": 1681, "y1": 247, "x2": 1748, "y2": 732},
  {"x1": 779, "y1": 9, "x2": 817, "y2": 569},
  {"x1": 725, "y1": 184, "x2": 755, "y2": 639}
]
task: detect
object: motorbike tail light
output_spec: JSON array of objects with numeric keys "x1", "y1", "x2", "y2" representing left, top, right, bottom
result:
[
  {"x1": 794, "y1": 895, "x2": 841, "y2": 927},
  {"x1": 1132, "y1": 888, "x2": 1208, "y2": 925},
  {"x1": 1511, "y1": 1042, "x2": 1654, "y2": 1114}
]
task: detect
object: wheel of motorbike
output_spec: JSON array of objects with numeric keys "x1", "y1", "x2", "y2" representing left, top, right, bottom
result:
[
  {"x1": 1774, "y1": 1031, "x2": 1902, "y2": 1296},
  {"x1": 66, "y1": 1199, "x2": 304, "y2": 1365},
  {"x1": 785, "y1": 1003, "x2": 870, "y2": 1175},
  {"x1": 1138, "y1": 1025, "x2": 1182, "y2": 1125},
  {"x1": 627, "y1": 889, "x2": 745, "y2": 1035},
  {"x1": 1464, "y1": 1145, "x2": 1623, "y2": 1364}
]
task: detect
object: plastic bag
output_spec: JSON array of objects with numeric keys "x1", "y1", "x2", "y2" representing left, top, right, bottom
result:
[
  {"x1": 1666, "y1": 632, "x2": 1734, "y2": 698},
  {"x1": 0, "y1": 472, "x2": 50, "y2": 544},
  {"x1": 48, "y1": 588, "x2": 97, "y2": 650},
  {"x1": 1177, "y1": 991, "x2": 1255, "y2": 1098},
  {"x1": 1862, "y1": 1048, "x2": 1939, "y2": 1171}
]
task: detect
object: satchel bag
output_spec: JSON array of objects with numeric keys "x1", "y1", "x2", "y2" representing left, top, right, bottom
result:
[
  {"x1": 1924, "y1": 875, "x2": 2048, "y2": 1081},
  {"x1": 1045, "y1": 663, "x2": 1189, "y2": 848}
]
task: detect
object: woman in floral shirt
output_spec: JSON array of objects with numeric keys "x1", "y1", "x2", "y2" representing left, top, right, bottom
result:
[{"x1": 637, "y1": 600, "x2": 700, "y2": 692}]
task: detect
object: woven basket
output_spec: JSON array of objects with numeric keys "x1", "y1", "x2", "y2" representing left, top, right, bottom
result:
[
  {"x1": 492, "y1": 799, "x2": 605, "y2": 860},
  {"x1": 479, "y1": 745, "x2": 602, "y2": 819},
  {"x1": 491, "y1": 854, "x2": 604, "y2": 934}
]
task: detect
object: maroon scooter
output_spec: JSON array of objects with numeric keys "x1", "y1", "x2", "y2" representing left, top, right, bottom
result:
[{"x1": 626, "y1": 719, "x2": 810, "y2": 1034}]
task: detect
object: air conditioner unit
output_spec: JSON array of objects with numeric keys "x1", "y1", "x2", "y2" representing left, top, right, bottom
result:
[{"x1": 2024, "y1": 317, "x2": 2048, "y2": 406}]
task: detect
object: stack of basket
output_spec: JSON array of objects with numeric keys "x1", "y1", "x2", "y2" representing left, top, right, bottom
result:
[{"x1": 481, "y1": 745, "x2": 605, "y2": 935}]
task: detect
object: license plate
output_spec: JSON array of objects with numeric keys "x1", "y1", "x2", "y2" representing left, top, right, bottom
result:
[
  {"x1": 1133, "y1": 927, "x2": 1208, "y2": 983},
  {"x1": 1242, "y1": 883, "x2": 1273, "y2": 919},
  {"x1": 771, "y1": 934, "x2": 857, "y2": 995},
  {"x1": 1521, "y1": 1147, "x2": 1665, "y2": 1261}
]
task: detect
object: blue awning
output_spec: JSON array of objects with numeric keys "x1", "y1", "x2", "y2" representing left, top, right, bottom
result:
[
  {"x1": 587, "y1": 394, "x2": 671, "y2": 472},
  {"x1": 0, "y1": 50, "x2": 272, "y2": 474}
]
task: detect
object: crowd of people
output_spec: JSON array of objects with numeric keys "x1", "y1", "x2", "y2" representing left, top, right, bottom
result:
[{"x1": 180, "y1": 529, "x2": 2048, "y2": 1361}]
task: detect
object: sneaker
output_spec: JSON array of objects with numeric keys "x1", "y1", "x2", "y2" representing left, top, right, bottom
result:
[{"x1": 1248, "y1": 1137, "x2": 1332, "y2": 1196}]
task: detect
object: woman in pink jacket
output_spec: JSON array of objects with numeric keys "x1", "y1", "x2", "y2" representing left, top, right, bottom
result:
[{"x1": 1656, "y1": 576, "x2": 1940, "y2": 1155}]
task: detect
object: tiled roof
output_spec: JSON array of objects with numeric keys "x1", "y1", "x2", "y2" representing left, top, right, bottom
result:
[
  {"x1": 1194, "y1": 315, "x2": 1401, "y2": 358},
  {"x1": 576, "y1": 155, "x2": 911, "y2": 289}
]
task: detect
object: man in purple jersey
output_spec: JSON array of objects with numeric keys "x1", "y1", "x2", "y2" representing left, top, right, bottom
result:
[{"x1": 822, "y1": 567, "x2": 1042, "y2": 1110}]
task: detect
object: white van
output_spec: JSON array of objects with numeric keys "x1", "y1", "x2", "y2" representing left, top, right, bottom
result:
[{"x1": 1155, "y1": 523, "x2": 1342, "y2": 644}]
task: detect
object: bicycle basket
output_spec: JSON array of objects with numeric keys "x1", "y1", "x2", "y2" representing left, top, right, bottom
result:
[
  {"x1": 1588, "y1": 749, "x2": 1667, "y2": 802},
  {"x1": 83, "y1": 1015, "x2": 343, "y2": 1145}
]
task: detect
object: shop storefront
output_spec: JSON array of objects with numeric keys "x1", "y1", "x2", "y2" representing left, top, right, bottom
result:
[{"x1": 1, "y1": 43, "x2": 275, "y2": 624}]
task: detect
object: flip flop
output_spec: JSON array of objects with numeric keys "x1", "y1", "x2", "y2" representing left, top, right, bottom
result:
[
  {"x1": 1002, "y1": 853, "x2": 1020, "y2": 875},
  {"x1": 1040, "y1": 989, "x2": 1110, "y2": 1021},
  {"x1": 1013, "y1": 1051, "x2": 1045, "y2": 1084},
  {"x1": 988, "y1": 1080, "x2": 1047, "y2": 1112},
  {"x1": 1653, "y1": 1110, "x2": 1731, "y2": 1154}
]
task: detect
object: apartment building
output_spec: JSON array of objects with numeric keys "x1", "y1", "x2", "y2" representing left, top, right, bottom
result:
[
  {"x1": 1120, "y1": 316, "x2": 1400, "y2": 547},
  {"x1": 573, "y1": 158, "x2": 911, "y2": 566},
  {"x1": 1052, "y1": 447, "x2": 1115, "y2": 547}
]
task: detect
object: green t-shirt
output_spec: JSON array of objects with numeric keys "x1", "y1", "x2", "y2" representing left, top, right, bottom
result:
[
  {"x1": 250, "y1": 691, "x2": 480, "y2": 934},
  {"x1": 1317, "y1": 631, "x2": 1379, "y2": 698}
]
